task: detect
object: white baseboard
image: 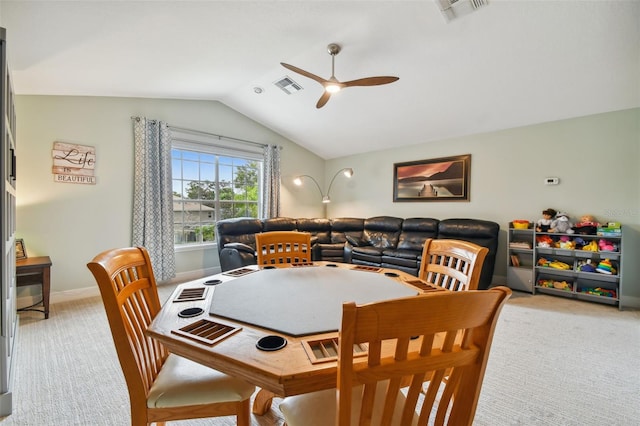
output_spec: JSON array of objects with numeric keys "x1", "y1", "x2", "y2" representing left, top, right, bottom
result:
[{"x1": 491, "y1": 274, "x2": 507, "y2": 286}]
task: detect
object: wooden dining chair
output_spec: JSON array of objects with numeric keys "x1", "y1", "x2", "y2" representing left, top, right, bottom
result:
[
  {"x1": 87, "y1": 246, "x2": 255, "y2": 426},
  {"x1": 255, "y1": 231, "x2": 312, "y2": 265},
  {"x1": 279, "y1": 286, "x2": 512, "y2": 426},
  {"x1": 418, "y1": 238, "x2": 489, "y2": 291}
]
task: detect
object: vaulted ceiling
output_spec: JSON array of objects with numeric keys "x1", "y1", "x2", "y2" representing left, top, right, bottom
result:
[{"x1": 1, "y1": 1, "x2": 638, "y2": 159}]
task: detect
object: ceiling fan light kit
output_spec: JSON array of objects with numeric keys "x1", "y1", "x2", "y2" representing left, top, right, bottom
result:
[{"x1": 281, "y1": 43, "x2": 398, "y2": 108}]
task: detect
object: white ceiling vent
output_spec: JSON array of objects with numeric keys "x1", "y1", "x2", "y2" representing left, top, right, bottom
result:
[
  {"x1": 437, "y1": 0, "x2": 489, "y2": 22},
  {"x1": 274, "y1": 76, "x2": 303, "y2": 95}
]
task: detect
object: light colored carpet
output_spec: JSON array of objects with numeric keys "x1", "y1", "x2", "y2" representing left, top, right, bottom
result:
[{"x1": 1, "y1": 287, "x2": 638, "y2": 425}]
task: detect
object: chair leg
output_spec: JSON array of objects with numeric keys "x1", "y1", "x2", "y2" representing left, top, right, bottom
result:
[{"x1": 237, "y1": 399, "x2": 251, "y2": 426}]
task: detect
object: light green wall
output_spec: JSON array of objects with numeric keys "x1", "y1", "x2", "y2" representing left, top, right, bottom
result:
[
  {"x1": 15, "y1": 95, "x2": 326, "y2": 296},
  {"x1": 15, "y1": 95, "x2": 640, "y2": 308},
  {"x1": 326, "y1": 108, "x2": 640, "y2": 308}
]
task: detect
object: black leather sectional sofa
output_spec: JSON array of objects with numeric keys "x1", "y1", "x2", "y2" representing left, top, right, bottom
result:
[{"x1": 215, "y1": 216, "x2": 500, "y2": 290}]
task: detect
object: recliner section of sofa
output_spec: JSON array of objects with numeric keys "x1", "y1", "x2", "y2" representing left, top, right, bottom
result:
[
  {"x1": 436, "y1": 218, "x2": 500, "y2": 292},
  {"x1": 215, "y1": 217, "x2": 263, "y2": 272},
  {"x1": 380, "y1": 218, "x2": 440, "y2": 276},
  {"x1": 349, "y1": 216, "x2": 404, "y2": 266},
  {"x1": 215, "y1": 215, "x2": 499, "y2": 289},
  {"x1": 318, "y1": 218, "x2": 364, "y2": 262}
]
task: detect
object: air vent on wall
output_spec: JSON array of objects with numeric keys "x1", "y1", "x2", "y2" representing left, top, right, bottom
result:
[
  {"x1": 274, "y1": 76, "x2": 303, "y2": 95},
  {"x1": 437, "y1": 0, "x2": 489, "y2": 22}
]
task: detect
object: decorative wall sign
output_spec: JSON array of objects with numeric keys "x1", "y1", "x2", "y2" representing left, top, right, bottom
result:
[
  {"x1": 52, "y1": 142, "x2": 96, "y2": 184},
  {"x1": 15, "y1": 238, "x2": 27, "y2": 259},
  {"x1": 393, "y1": 154, "x2": 470, "y2": 202}
]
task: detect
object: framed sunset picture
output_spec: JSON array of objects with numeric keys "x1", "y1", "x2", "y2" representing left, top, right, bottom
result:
[{"x1": 393, "y1": 154, "x2": 470, "y2": 202}]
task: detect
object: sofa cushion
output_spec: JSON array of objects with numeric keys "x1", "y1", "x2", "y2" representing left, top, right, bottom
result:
[
  {"x1": 352, "y1": 246, "x2": 385, "y2": 264},
  {"x1": 215, "y1": 217, "x2": 263, "y2": 250},
  {"x1": 316, "y1": 243, "x2": 346, "y2": 259},
  {"x1": 263, "y1": 217, "x2": 297, "y2": 232},
  {"x1": 296, "y1": 218, "x2": 331, "y2": 244},
  {"x1": 330, "y1": 218, "x2": 365, "y2": 243},
  {"x1": 397, "y1": 218, "x2": 439, "y2": 251},
  {"x1": 381, "y1": 248, "x2": 421, "y2": 260},
  {"x1": 345, "y1": 235, "x2": 366, "y2": 247},
  {"x1": 381, "y1": 249, "x2": 421, "y2": 269},
  {"x1": 362, "y1": 216, "x2": 403, "y2": 248}
]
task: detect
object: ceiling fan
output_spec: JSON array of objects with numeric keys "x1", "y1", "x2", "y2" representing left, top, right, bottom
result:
[{"x1": 281, "y1": 43, "x2": 399, "y2": 109}]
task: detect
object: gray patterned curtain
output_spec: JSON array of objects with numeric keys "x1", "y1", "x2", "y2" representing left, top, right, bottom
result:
[
  {"x1": 261, "y1": 144, "x2": 281, "y2": 218},
  {"x1": 132, "y1": 117, "x2": 176, "y2": 281}
]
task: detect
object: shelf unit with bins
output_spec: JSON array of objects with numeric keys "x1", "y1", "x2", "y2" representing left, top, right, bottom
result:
[
  {"x1": 507, "y1": 222, "x2": 535, "y2": 293},
  {"x1": 534, "y1": 230, "x2": 622, "y2": 308}
]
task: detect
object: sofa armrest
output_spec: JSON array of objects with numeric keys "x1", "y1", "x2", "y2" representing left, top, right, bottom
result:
[
  {"x1": 224, "y1": 242, "x2": 255, "y2": 254},
  {"x1": 345, "y1": 235, "x2": 366, "y2": 247},
  {"x1": 219, "y1": 245, "x2": 257, "y2": 272}
]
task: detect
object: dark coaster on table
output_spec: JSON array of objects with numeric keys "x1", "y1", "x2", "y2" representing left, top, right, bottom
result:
[
  {"x1": 256, "y1": 335, "x2": 287, "y2": 351},
  {"x1": 262, "y1": 265, "x2": 276, "y2": 270},
  {"x1": 204, "y1": 279, "x2": 222, "y2": 285},
  {"x1": 325, "y1": 264, "x2": 338, "y2": 267},
  {"x1": 178, "y1": 307, "x2": 204, "y2": 318},
  {"x1": 384, "y1": 272, "x2": 399, "y2": 278}
]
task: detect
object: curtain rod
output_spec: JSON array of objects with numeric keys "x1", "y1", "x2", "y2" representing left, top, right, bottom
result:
[
  {"x1": 169, "y1": 125, "x2": 269, "y2": 149},
  {"x1": 131, "y1": 117, "x2": 269, "y2": 149}
]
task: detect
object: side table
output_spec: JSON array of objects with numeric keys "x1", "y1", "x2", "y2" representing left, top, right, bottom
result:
[{"x1": 16, "y1": 256, "x2": 52, "y2": 319}]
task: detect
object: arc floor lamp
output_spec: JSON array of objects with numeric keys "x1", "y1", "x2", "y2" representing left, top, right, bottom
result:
[{"x1": 293, "y1": 168, "x2": 354, "y2": 203}]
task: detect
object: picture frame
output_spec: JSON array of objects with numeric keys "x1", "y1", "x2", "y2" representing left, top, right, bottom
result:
[
  {"x1": 393, "y1": 154, "x2": 471, "y2": 202},
  {"x1": 16, "y1": 238, "x2": 27, "y2": 259}
]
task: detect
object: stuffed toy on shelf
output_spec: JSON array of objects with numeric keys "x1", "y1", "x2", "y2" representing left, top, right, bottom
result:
[
  {"x1": 536, "y1": 208, "x2": 557, "y2": 232},
  {"x1": 572, "y1": 214, "x2": 600, "y2": 235},
  {"x1": 550, "y1": 212, "x2": 574, "y2": 234},
  {"x1": 598, "y1": 239, "x2": 618, "y2": 252}
]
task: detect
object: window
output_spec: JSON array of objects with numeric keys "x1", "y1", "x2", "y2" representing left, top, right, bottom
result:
[{"x1": 171, "y1": 130, "x2": 262, "y2": 246}]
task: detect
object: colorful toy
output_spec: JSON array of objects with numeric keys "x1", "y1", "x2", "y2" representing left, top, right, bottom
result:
[
  {"x1": 537, "y1": 257, "x2": 570, "y2": 269},
  {"x1": 536, "y1": 208, "x2": 557, "y2": 232},
  {"x1": 554, "y1": 235, "x2": 575, "y2": 250},
  {"x1": 553, "y1": 280, "x2": 572, "y2": 290},
  {"x1": 550, "y1": 212, "x2": 574, "y2": 234},
  {"x1": 537, "y1": 278, "x2": 554, "y2": 288},
  {"x1": 598, "y1": 239, "x2": 618, "y2": 252},
  {"x1": 580, "y1": 287, "x2": 616, "y2": 298},
  {"x1": 581, "y1": 240, "x2": 598, "y2": 252},
  {"x1": 536, "y1": 235, "x2": 554, "y2": 248},
  {"x1": 512, "y1": 219, "x2": 530, "y2": 229},
  {"x1": 576, "y1": 259, "x2": 596, "y2": 273},
  {"x1": 537, "y1": 279, "x2": 572, "y2": 291},
  {"x1": 572, "y1": 214, "x2": 600, "y2": 235},
  {"x1": 573, "y1": 237, "x2": 586, "y2": 249},
  {"x1": 596, "y1": 259, "x2": 616, "y2": 275}
]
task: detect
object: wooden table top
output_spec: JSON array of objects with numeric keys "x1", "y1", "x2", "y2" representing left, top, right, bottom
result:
[
  {"x1": 16, "y1": 256, "x2": 52, "y2": 269},
  {"x1": 146, "y1": 262, "x2": 445, "y2": 400}
]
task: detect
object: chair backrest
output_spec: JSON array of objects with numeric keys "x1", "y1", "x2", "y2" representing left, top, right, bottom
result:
[
  {"x1": 418, "y1": 238, "x2": 489, "y2": 291},
  {"x1": 87, "y1": 246, "x2": 166, "y2": 410},
  {"x1": 337, "y1": 287, "x2": 512, "y2": 426},
  {"x1": 255, "y1": 231, "x2": 312, "y2": 265}
]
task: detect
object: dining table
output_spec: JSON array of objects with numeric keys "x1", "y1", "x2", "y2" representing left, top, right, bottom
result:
[{"x1": 145, "y1": 261, "x2": 446, "y2": 415}]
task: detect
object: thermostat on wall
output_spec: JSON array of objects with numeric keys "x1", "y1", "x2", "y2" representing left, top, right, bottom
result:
[{"x1": 544, "y1": 177, "x2": 559, "y2": 185}]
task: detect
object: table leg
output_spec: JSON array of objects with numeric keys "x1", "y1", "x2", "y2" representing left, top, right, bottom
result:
[
  {"x1": 252, "y1": 389, "x2": 275, "y2": 415},
  {"x1": 43, "y1": 266, "x2": 51, "y2": 319}
]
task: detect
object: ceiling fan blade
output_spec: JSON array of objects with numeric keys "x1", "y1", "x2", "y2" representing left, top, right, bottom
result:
[
  {"x1": 280, "y1": 62, "x2": 328, "y2": 84},
  {"x1": 342, "y1": 76, "x2": 399, "y2": 87},
  {"x1": 316, "y1": 92, "x2": 332, "y2": 109}
]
